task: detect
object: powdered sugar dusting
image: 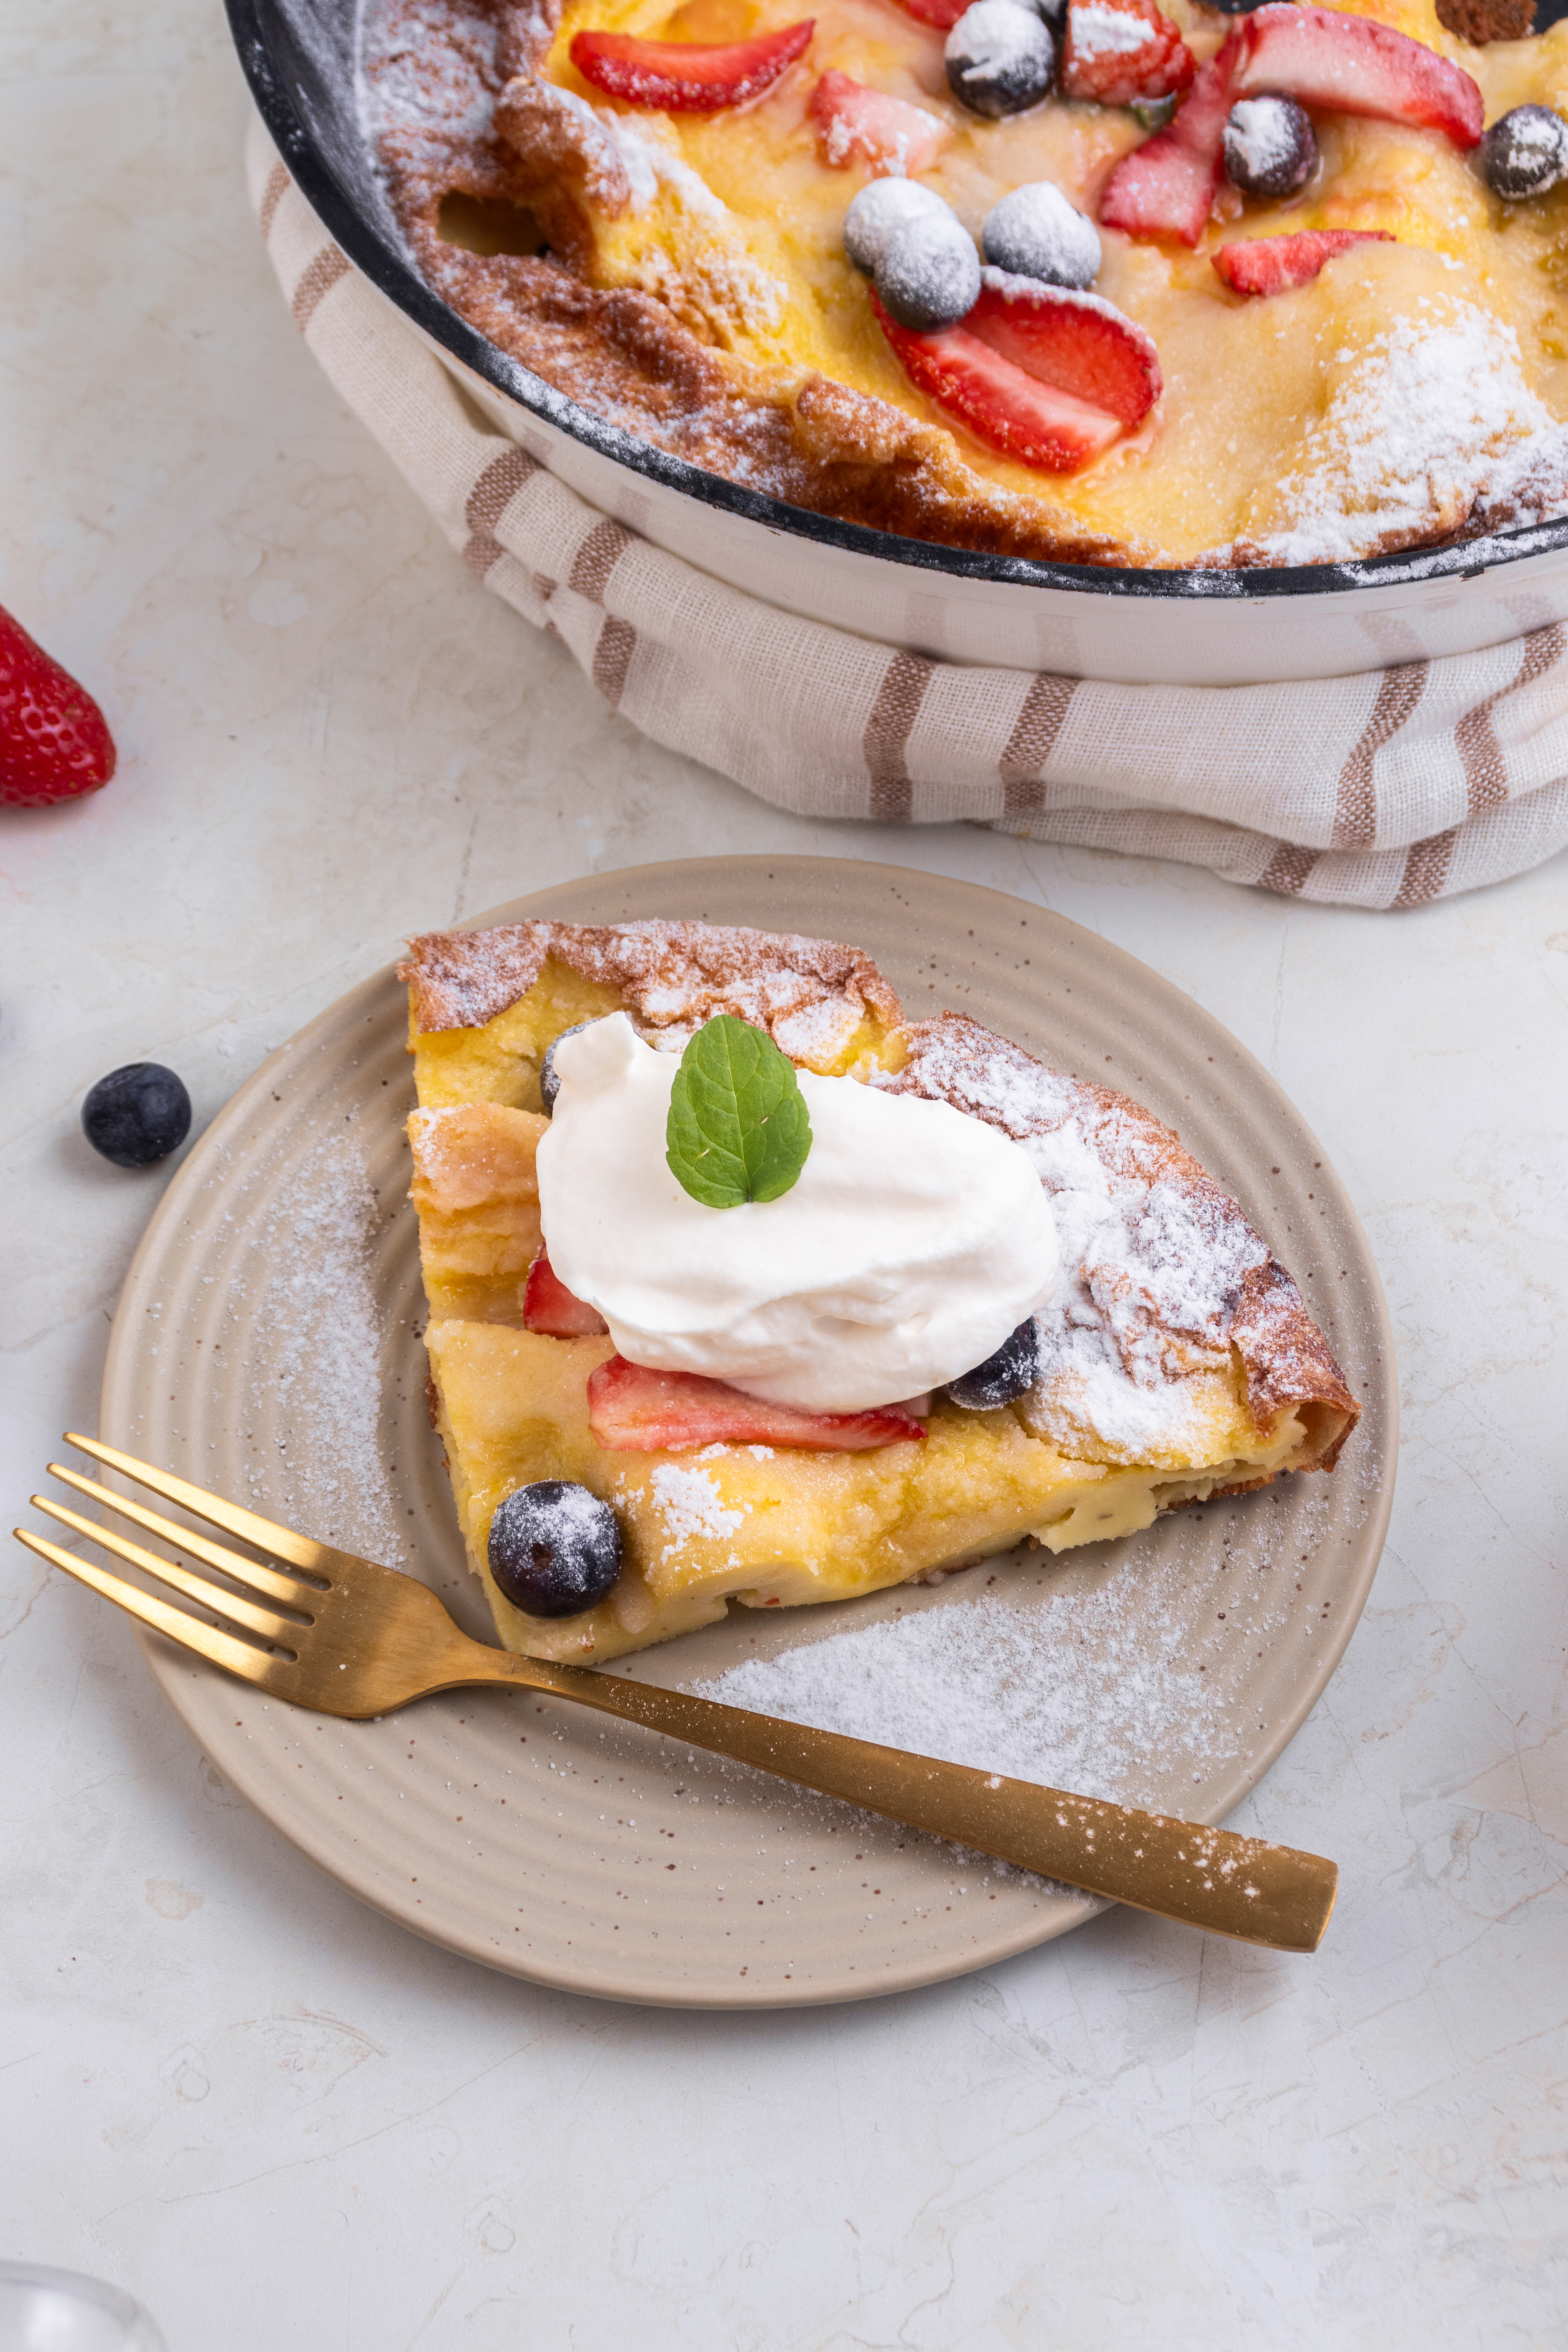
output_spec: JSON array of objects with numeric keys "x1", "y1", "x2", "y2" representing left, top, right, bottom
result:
[
  {"x1": 401, "y1": 918, "x2": 902, "y2": 1043},
  {"x1": 1035, "y1": 1167, "x2": 1265, "y2": 1459},
  {"x1": 648, "y1": 1463, "x2": 749, "y2": 1560},
  {"x1": 626, "y1": 235, "x2": 788, "y2": 342},
  {"x1": 611, "y1": 123, "x2": 726, "y2": 222},
  {"x1": 1071, "y1": 4, "x2": 1156, "y2": 60},
  {"x1": 1223, "y1": 97, "x2": 1296, "y2": 180},
  {"x1": 691, "y1": 1468, "x2": 1344, "y2": 1812},
  {"x1": 239, "y1": 1132, "x2": 407, "y2": 1566},
  {"x1": 1253, "y1": 308, "x2": 1553, "y2": 567},
  {"x1": 360, "y1": 0, "x2": 499, "y2": 138},
  {"x1": 882, "y1": 1017, "x2": 1273, "y2": 1463},
  {"x1": 823, "y1": 101, "x2": 944, "y2": 176},
  {"x1": 952, "y1": 0, "x2": 1053, "y2": 72},
  {"x1": 694, "y1": 1568, "x2": 1227, "y2": 1806},
  {"x1": 588, "y1": 127, "x2": 794, "y2": 339}
]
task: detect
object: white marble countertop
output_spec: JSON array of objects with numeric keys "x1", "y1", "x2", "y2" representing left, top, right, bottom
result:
[{"x1": 4, "y1": 5, "x2": 1566, "y2": 2345}]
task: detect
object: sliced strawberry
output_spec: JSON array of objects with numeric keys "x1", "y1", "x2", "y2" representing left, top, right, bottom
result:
[
  {"x1": 587, "y1": 1356, "x2": 927, "y2": 1452},
  {"x1": 0, "y1": 604, "x2": 116, "y2": 808},
  {"x1": 1061, "y1": 0, "x2": 1194, "y2": 111},
  {"x1": 1228, "y1": 6, "x2": 1483, "y2": 150},
  {"x1": 874, "y1": 271, "x2": 1158, "y2": 464},
  {"x1": 890, "y1": 0, "x2": 969, "y2": 24},
  {"x1": 523, "y1": 1249, "x2": 610, "y2": 1338},
  {"x1": 964, "y1": 270, "x2": 1161, "y2": 429},
  {"x1": 809, "y1": 71, "x2": 951, "y2": 175},
  {"x1": 1213, "y1": 227, "x2": 1394, "y2": 298},
  {"x1": 874, "y1": 294, "x2": 1127, "y2": 470},
  {"x1": 571, "y1": 19, "x2": 814, "y2": 113},
  {"x1": 1098, "y1": 52, "x2": 1232, "y2": 246},
  {"x1": 1102, "y1": 6, "x2": 1480, "y2": 247}
]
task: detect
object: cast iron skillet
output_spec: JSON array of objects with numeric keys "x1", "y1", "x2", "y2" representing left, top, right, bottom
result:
[{"x1": 229, "y1": 0, "x2": 1568, "y2": 602}]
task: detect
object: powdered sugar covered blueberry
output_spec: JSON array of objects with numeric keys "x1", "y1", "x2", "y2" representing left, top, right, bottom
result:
[
  {"x1": 945, "y1": 0, "x2": 1056, "y2": 118},
  {"x1": 875, "y1": 212, "x2": 982, "y2": 331},
  {"x1": 843, "y1": 177, "x2": 953, "y2": 278},
  {"x1": 1478, "y1": 104, "x2": 1568, "y2": 203},
  {"x1": 488, "y1": 1480, "x2": 623, "y2": 1617},
  {"x1": 982, "y1": 180, "x2": 1100, "y2": 289},
  {"x1": 1222, "y1": 97, "x2": 1317, "y2": 201}
]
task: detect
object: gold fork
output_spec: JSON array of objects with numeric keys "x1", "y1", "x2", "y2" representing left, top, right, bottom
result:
[{"x1": 15, "y1": 1434, "x2": 1338, "y2": 1953}]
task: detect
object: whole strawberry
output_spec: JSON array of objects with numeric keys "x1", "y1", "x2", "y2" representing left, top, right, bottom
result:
[{"x1": 0, "y1": 603, "x2": 116, "y2": 807}]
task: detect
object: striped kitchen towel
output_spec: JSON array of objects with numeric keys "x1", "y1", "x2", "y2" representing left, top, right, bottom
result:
[{"x1": 250, "y1": 120, "x2": 1568, "y2": 909}]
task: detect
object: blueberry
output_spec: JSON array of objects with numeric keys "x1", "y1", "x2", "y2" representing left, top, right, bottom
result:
[
  {"x1": 1222, "y1": 98, "x2": 1318, "y2": 200},
  {"x1": 876, "y1": 213, "x2": 982, "y2": 330},
  {"x1": 1479, "y1": 105, "x2": 1568, "y2": 201},
  {"x1": 944, "y1": 1320, "x2": 1041, "y2": 1411},
  {"x1": 539, "y1": 1020, "x2": 595, "y2": 1114},
  {"x1": 844, "y1": 178, "x2": 954, "y2": 277},
  {"x1": 487, "y1": 1480, "x2": 623, "y2": 1617},
  {"x1": 982, "y1": 181, "x2": 1101, "y2": 289},
  {"x1": 81, "y1": 1062, "x2": 192, "y2": 1167},
  {"x1": 946, "y1": 0, "x2": 1056, "y2": 120},
  {"x1": 1207, "y1": 0, "x2": 1272, "y2": 13}
]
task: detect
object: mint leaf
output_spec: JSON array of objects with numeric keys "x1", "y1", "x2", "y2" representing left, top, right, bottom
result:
[
  {"x1": 1130, "y1": 92, "x2": 1178, "y2": 132},
  {"x1": 666, "y1": 1015, "x2": 812, "y2": 1209}
]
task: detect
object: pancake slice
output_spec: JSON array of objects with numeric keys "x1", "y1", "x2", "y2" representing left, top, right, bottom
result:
[{"x1": 403, "y1": 919, "x2": 1357, "y2": 1663}]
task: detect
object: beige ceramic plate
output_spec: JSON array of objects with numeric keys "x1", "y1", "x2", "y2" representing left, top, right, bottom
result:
[{"x1": 100, "y1": 858, "x2": 1395, "y2": 2007}]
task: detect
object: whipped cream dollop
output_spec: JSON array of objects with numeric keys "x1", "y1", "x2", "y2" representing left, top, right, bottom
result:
[{"x1": 535, "y1": 1014, "x2": 1060, "y2": 1414}]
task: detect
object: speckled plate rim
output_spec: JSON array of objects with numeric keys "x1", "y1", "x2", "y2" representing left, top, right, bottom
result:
[{"x1": 98, "y1": 857, "x2": 1397, "y2": 2007}]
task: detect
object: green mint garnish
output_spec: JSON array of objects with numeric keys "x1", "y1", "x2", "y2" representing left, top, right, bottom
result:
[
  {"x1": 666, "y1": 1014, "x2": 812, "y2": 1209},
  {"x1": 1129, "y1": 93, "x2": 1178, "y2": 133}
]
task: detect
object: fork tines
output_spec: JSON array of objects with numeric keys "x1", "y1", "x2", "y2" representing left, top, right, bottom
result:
[{"x1": 14, "y1": 1433, "x2": 326, "y2": 1685}]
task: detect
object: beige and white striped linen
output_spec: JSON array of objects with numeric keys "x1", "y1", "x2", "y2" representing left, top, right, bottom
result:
[{"x1": 251, "y1": 120, "x2": 1568, "y2": 908}]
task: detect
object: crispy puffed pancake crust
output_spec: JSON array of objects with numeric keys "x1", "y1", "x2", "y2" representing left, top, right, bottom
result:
[
  {"x1": 399, "y1": 919, "x2": 1357, "y2": 1663},
  {"x1": 881, "y1": 1013, "x2": 1357, "y2": 1474},
  {"x1": 370, "y1": 0, "x2": 1125, "y2": 565}
]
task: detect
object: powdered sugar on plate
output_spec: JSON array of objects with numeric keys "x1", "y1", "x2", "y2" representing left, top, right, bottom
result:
[
  {"x1": 693, "y1": 1562, "x2": 1227, "y2": 1808},
  {"x1": 224, "y1": 1129, "x2": 408, "y2": 1570},
  {"x1": 690, "y1": 1466, "x2": 1339, "y2": 1815}
]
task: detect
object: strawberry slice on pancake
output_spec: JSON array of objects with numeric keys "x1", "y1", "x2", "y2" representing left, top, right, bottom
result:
[
  {"x1": 587, "y1": 1357, "x2": 927, "y2": 1452},
  {"x1": 523, "y1": 1249, "x2": 610, "y2": 1338},
  {"x1": 1227, "y1": 5, "x2": 1483, "y2": 148},
  {"x1": 809, "y1": 71, "x2": 951, "y2": 173},
  {"x1": 1100, "y1": 7, "x2": 1483, "y2": 244},
  {"x1": 1213, "y1": 228, "x2": 1394, "y2": 297},
  {"x1": 1061, "y1": 0, "x2": 1194, "y2": 110},
  {"x1": 1098, "y1": 54, "x2": 1233, "y2": 245},
  {"x1": 873, "y1": 270, "x2": 1159, "y2": 471},
  {"x1": 570, "y1": 20, "x2": 814, "y2": 112},
  {"x1": 889, "y1": 0, "x2": 970, "y2": 25},
  {"x1": 964, "y1": 272, "x2": 1161, "y2": 428}
]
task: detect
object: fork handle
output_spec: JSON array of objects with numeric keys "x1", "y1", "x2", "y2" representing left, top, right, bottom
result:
[{"x1": 463, "y1": 1650, "x2": 1336, "y2": 1953}]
